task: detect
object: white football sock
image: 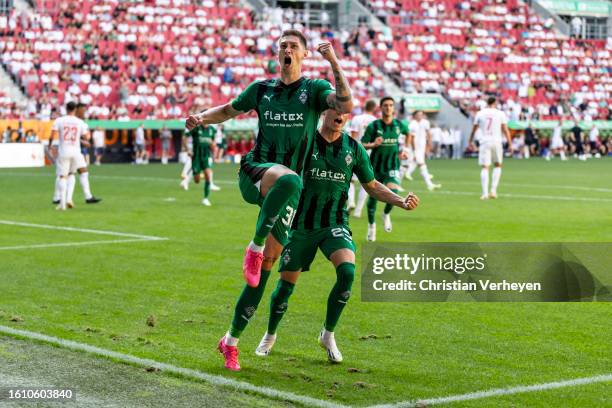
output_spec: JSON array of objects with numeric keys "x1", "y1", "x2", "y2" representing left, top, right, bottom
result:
[
  {"x1": 407, "y1": 162, "x2": 417, "y2": 177},
  {"x1": 481, "y1": 168, "x2": 489, "y2": 196},
  {"x1": 58, "y1": 177, "x2": 67, "y2": 208},
  {"x1": 248, "y1": 241, "x2": 264, "y2": 253},
  {"x1": 53, "y1": 176, "x2": 61, "y2": 201},
  {"x1": 560, "y1": 151, "x2": 566, "y2": 160},
  {"x1": 224, "y1": 332, "x2": 239, "y2": 346},
  {"x1": 67, "y1": 174, "x2": 76, "y2": 203},
  {"x1": 420, "y1": 165, "x2": 433, "y2": 188},
  {"x1": 321, "y1": 329, "x2": 334, "y2": 342},
  {"x1": 348, "y1": 183, "x2": 356, "y2": 207},
  {"x1": 491, "y1": 167, "x2": 502, "y2": 193},
  {"x1": 79, "y1": 172, "x2": 93, "y2": 199}
]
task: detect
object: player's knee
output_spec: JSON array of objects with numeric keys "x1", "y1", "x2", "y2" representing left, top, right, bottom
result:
[
  {"x1": 336, "y1": 262, "x2": 355, "y2": 297},
  {"x1": 276, "y1": 173, "x2": 302, "y2": 194},
  {"x1": 262, "y1": 256, "x2": 278, "y2": 270}
]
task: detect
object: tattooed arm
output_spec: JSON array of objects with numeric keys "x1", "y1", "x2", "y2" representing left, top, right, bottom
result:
[{"x1": 317, "y1": 41, "x2": 354, "y2": 113}]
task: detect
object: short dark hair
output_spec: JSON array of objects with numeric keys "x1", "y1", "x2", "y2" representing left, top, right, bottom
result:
[
  {"x1": 66, "y1": 101, "x2": 76, "y2": 112},
  {"x1": 76, "y1": 102, "x2": 86, "y2": 109},
  {"x1": 487, "y1": 96, "x2": 497, "y2": 106},
  {"x1": 364, "y1": 100, "x2": 377, "y2": 112},
  {"x1": 380, "y1": 96, "x2": 394, "y2": 107},
  {"x1": 280, "y1": 30, "x2": 308, "y2": 48}
]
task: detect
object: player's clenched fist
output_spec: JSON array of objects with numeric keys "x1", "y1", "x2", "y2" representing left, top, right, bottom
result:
[
  {"x1": 317, "y1": 41, "x2": 338, "y2": 64},
  {"x1": 186, "y1": 114, "x2": 202, "y2": 130},
  {"x1": 402, "y1": 192, "x2": 419, "y2": 210}
]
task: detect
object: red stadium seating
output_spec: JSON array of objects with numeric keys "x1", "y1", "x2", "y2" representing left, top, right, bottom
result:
[
  {"x1": 359, "y1": 0, "x2": 611, "y2": 120},
  {"x1": 0, "y1": 0, "x2": 386, "y2": 120}
]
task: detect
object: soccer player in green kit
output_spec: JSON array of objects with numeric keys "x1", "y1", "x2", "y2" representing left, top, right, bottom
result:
[
  {"x1": 188, "y1": 123, "x2": 216, "y2": 206},
  {"x1": 253, "y1": 109, "x2": 419, "y2": 362},
  {"x1": 186, "y1": 30, "x2": 354, "y2": 371},
  {"x1": 361, "y1": 97, "x2": 409, "y2": 242}
]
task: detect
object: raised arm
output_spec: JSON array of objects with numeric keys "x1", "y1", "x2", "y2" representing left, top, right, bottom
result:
[
  {"x1": 362, "y1": 180, "x2": 419, "y2": 211},
  {"x1": 317, "y1": 42, "x2": 354, "y2": 114}
]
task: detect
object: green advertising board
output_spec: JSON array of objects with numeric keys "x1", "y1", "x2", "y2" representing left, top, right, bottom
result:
[
  {"x1": 86, "y1": 118, "x2": 258, "y2": 131},
  {"x1": 539, "y1": 0, "x2": 611, "y2": 16},
  {"x1": 403, "y1": 94, "x2": 442, "y2": 112}
]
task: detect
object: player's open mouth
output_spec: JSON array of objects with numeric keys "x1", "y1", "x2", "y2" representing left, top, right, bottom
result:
[
  {"x1": 334, "y1": 118, "x2": 343, "y2": 124},
  {"x1": 284, "y1": 56, "x2": 292, "y2": 66}
]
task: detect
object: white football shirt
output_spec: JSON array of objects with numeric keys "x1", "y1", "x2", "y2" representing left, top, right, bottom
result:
[
  {"x1": 474, "y1": 108, "x2": 508, "y2": 145},
  {"x1": 52, "y1": 115, "x2": 89, "y2": 156},
  {"x1": 349, "y1": 113, "x2": 376, "y2": 142},
  {"x1": 409, "y1": 118, "x2": 430, "y2": 149}
]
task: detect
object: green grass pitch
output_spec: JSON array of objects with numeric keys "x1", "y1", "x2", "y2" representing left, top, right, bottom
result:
[{"x1": 1, "y1": 158, "x2": 611, "y2": 407}]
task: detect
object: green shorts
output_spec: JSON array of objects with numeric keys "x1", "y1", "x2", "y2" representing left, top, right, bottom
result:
[
  {"x1": 192, "y1": 152, "x2": 212, "y2": 173},
  {"x1": 375, "y1": 168, "x2": 401, "y2": 186},
  {"x1": 238, "y1": 157, "x2": 296, "y2": 246},
  {"x1": 279, "y1": 226, "x2": 355, "y2": 272}
]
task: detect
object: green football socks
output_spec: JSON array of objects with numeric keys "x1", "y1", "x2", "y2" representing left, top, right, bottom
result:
[
  {"x1": 229, "y1": 269, "x2": 271, "y2": 338},
  {"x1": 253, "y1": 174, "x2": 302, "y2": 246},
  {"x1": 267, "y1": 279, "x2": 295, "y2": 335},
  {"x1": 325, "y1": 262, "x2": 355, "y2": 332}
]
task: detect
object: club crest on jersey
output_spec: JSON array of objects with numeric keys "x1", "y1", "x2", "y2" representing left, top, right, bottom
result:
[
  {"x1": 299, "y1": 90, "x2": 308, "y2": 104},
  {"x1": 282, "y1": 249, "x2": 291, "y2": 264},
  {"x1": 345, "y1": 152, "x2": 353, "y2": 166}
]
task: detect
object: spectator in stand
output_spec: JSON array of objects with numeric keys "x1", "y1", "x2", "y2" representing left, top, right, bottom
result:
[
  {"x1": 25, "y1": 129, "x2": 39, "y2": 143},
  {"x1": 2, "y1": 126, "x2": 13, "y2": 143}
]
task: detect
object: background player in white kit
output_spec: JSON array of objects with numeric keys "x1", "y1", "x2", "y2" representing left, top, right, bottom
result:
[
  {"x1": 469, "y1": 97, "x2": 512, "y2": 200},
  {"x1": 179, "y1": 129, "x2": 194, "y2": 190},
  {"x1": 48, "y1": 102, "x2": 101, "y2": 210},
  {"x1": 408, "y1": 111, "x2": 441, "y2": 191},
  {"x1": 546, "y1": 120, "x2": 567, "y2": 161},
  {"x1": 348, "y1": 99, "x2": 377, "y2": 217}
]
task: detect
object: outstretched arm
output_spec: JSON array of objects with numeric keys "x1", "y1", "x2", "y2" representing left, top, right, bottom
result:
[
  {"x1": 317, "y1": 42, "x2": 354, "y2": 114},
  {"x1": 362, "y1": 180, "x2": 419, "y2": 210},
  {"x1": 186, "y1": 103, "x2": 243, "y2": 130}
]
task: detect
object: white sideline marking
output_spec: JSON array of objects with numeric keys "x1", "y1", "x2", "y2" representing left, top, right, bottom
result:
[
  {"x1": 369, "y1": 374, "x2": 612, "y2": 407},
  {"x1": 450, "y1": 181, "x2": 612, "y2": 193},
  {"x1": 0, "y1": 325, "x2": 347, "y2": 408},
  {"x1": 430, "y1": 190, "x2": 612, "y2": 203},
  {"x1": 0, "y1": 220, "x2": 166, "y2": 240},
  {"x1": 0, "y1": 238, "x2": 164, "y2": 251},
  {"x1": 0, "y1": 325, "x2": 609, "y2": 408}
]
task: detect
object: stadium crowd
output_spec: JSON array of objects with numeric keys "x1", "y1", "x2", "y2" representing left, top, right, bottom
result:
[
  {"x1": 0, "y1": 0, "x2": 385, "y2": 120},
  {"x1": 357, "y1": 0, "x2": 611, "y2": 122}
]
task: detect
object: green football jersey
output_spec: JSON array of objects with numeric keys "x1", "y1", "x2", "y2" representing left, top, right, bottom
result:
[
  {"x1": 190, "y1": 125, "x2": 216, "y2": 157},
  {"x1": 292, "y1": 131, "x2": 375, "y2": 231},
  {"x1": 362, "y1": 119, "x2": 408, "y2": 175},
  {"x1": 232, "y1": 77, "x2": 333, "y2": 174}
]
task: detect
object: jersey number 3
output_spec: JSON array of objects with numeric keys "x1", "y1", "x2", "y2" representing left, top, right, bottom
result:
[{"x1": 281, "y1": 206, "x2": 296, "y2": 227}]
